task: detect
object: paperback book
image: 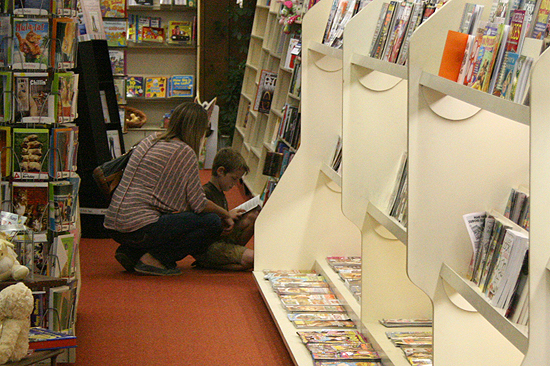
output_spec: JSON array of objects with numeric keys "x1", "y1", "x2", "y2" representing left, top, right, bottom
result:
[
  {"x1": 53, "y1": 72, "x2": 79, "y2": 122},
  {"x1": 168, "y1": 21, "x2": 193, "y2": 45},
  {"x1": 168, "y1": 75, "x2": 194, "y2": 97},
  {"x1": 13, "y1": 72, "x2": 55, "y2": 123},
  {"x1": 104, "y1": 19, "x2": 128, "y2": 47},
  {"x1": 28, "y1": 327, "x2": 77, "y2": 351},
  {"x1": 13, "y1": 18, "x2": 50, "y2": 70},
  {"x1": 51, "y1": 18, "x2": 78, "y2": 70},
  {"x1": 144, "y1": 76, "x2": 167, "y2": 98},
  {"x1": 48, "y1": 283, "x2": 77, "y2": 332},
  {"x1": 126, "y1": 76, "x2": 144, "y2": 98},
  {"x1": 109, "y1": 49, "x2": 126, "y2": 76},
  {"x1": 12, "y1": 128, "x2": 49, "y2": 180},
  {"x1": 297, "y1": 330, "x2": 367, "y2": 344},
  {"x1": 293, "y1": 320, "x2": 356, "y2": 328},
  {"x1": 49, "y1": 126, "x2": 77, "y2": 178},
  {"x1": 253, "y1": 70, "x2": 277, "y2": 113},
  {"x1": 12, "y1": 181, "x2": 48, "y2": 232},
  {"x1": 100, "y1": 0, "x2": 126, "y2": 17},
  {"x1": 288, "y1": 313, "x2": 351, "y2": 322},
  {"x1": 0, "y1": 126, "x2": 10, "y2": 177}
]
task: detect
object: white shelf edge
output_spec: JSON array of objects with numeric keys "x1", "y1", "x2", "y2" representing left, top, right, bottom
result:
[
  {"x1": 256, "y1": 4, "x2": 269, "y2": 9},
  {"x1": 307, "y1": 41, "x2": 343, "y2": 60},
  {"x1": 272, "y1": 108, "x2": 283, "y2": 118},
  {"x1": 419, "y1": 71, "x2": 530, "y2": 125},
  {"x1": 350, "y1": 52, "x2": 407, "y2": 80},
  {"x1": 313, "y1": 259, "x2": 361, "y2": 320},
  {"x1": 251, "y1": 145, "x2": 262, "y2": 159},
  {"x1": 288, "y1": 92, "x2": 301, "y2": 101},
  {"x1": 241, "y1": 92, "x2": 252, "y2": 103},
  {"x1": 366, "y1": 202, "x2": 407, "y2": 245},
  {"x1": 320, "y1": 163, "x2": 342, "y2": 188},
  {"x1": 280, "y1": 66, "x2": 293, "y2": 74},
  {"x1": 253, "y1": 272, "x2": 315, "y2": 366},
  {"x1": 263, "y1": 141, "x2": 275, "y2": 152},
  {"x1": 439, "y1": 263, "x2": 528, "y2": 354},
  {"x1": 235, "y1": 125, "x2": 245, "y2": 138}
]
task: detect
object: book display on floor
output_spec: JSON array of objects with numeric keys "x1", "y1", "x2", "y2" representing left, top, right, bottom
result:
[{"x1": 0, "y1": 1, "x2": 83, "y2": 363}]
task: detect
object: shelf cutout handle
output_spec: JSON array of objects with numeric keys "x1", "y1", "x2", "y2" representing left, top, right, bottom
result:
[
  {"x1": 442, "y1": 280, "x2": 477, "y2": 312},
  {"x1": 421, "y1": 86, "x2": 481, "y2": 121},
  {"x1": 356, "y1": 68, "x2": 403, "y2": 92}
]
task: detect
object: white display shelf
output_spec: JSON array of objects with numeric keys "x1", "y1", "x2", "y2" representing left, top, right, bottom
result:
[
  {"x1": 350, "y1": 52, "x2": 407, "y2": 80},
  {"x1": 366, "y1": 202, "x2": 406, "y2": 245},
  {"x1": 314, "y1": 258, "x2": 360, "y2": 318},
  {"x1": 419, "y1": 72, "x2": 529, "y2": 125},
  {"x1": 308, "y1": 41, "x2": 343, "y2": 60},
  {"x1": 319, "y1": 163, "x2": 341, "y2": 188},
  {"x1": 439, "y1": 263, "x2": 528, "y2": 353}
]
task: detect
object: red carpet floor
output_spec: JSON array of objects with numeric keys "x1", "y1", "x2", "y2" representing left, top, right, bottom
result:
[{"x1": 71, "y1": 170, "x2": 295, "y2": 365}]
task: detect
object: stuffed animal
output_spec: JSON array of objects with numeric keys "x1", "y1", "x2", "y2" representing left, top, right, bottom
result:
[
  {"x1": 0, "y1": 240, "x2": 29, "y2": 282},
  {"x1": 0, "y1": 283, "x2": 34, "y2": 364}
]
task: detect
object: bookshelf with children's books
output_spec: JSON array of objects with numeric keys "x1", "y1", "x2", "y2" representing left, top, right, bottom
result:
[
  {"x1": 339, "y1": 1, "x2": 435, "y2": 365},
  {"x1": 252, "y1": 1, "x2": 362, "y2": 365},
  {"x1": 232, "y1": 0, "x2": 313, "y2": 197},
  {"x1": 103, "y1": 0, "x2": 200, "y2": 148},
  {"x1": 407, "y1": 0, "x2": 550, "y2": 363}
]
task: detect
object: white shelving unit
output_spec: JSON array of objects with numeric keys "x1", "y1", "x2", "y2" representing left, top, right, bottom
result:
[
  {"x1": 407, "y1": 0, "x2": 550, "y2": 364},
  {"x1": 253, "y1": 1, "x2": 361, "y2": 364},
  {"x1": 341, "y1": 2, "x2": 433, "y2": 365}
]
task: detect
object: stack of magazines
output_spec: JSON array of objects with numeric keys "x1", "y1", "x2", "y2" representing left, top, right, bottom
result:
[
  {"x1": 326, "y1": 256, "x2": 362, "y2": 300},
  {"x1": 385, "y1": 330, "x2": 433, "y2": 366}
]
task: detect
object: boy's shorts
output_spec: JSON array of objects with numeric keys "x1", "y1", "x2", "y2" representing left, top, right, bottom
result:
[{"x1": 193, "y1": 241, "x2": 247, "y2": 269}]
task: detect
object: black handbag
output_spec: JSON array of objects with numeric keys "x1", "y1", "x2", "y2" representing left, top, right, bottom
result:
[{"x1": 92, "y1": 146, "x2": 136, "y2": 201}]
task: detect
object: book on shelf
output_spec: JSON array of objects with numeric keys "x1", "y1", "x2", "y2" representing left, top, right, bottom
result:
[
  {"x1": 100, "y1": 0, "x2": 126, "y2": 18},
  {"x1": 79, "y1": 0, "x2": 107, "y2": 41},
  {"x1": 51, "y1": 18, "x2": 78, "y2": 70},
  {"x1": 263, "y1": 151, "x2": 283, "y2": 177},
  {"x1": 529, "y1": 0, "x2": 550, "y2": 39},
  {"x1": 12, "y1": 128, "x2": 49, "y2": 180},
  {"x1": 0, "y1": 126, "x2": 10, "y2": 177},
  {"x1": 30, "y1": 291, "x2": 46, "y2": 327},
  {"x1": 50, "y1": 233, "x2": 75, "y2": 277},
  {"x1": 279, "y1": 294, "x2": 343, "y2": 307},
  {"x1": 520, "y1": 0, "x2": 538, "y2": 36},
  {"x1": 13, "y1": 72, "x2": 55, "y2": 124},
  {"x1": 126, "y1": 75, "x2": 144, "y2": 98},
  {"x1": 370, "y1": 1, "x2": 398, "y2": 59},
  {"x1": 12, "y1": 181, "x2": 48, "y2": 232},
  {"x1": 492, "y1": 50, "x2": 520, "y2": 98},
  {"x1": 48, "y1": 283, "x2": 77, "y2": 332},
  {"x1": 253, "y1": 70, "x2": 277, "y2": 113},
  {"x1": 288, "y1": 312, "x2": 350, "y2": 322},
  {"x1": 0, "y1": 72, "x2": 11, "y2": 123},
  {"x1": 284, "y1": 36, "x2": 301, "y2": 69},
  {"x1": 12, "y1": 18, "x2": 50, "y2": 70},
  {"x1": 104, "y1": 19, "x2": 128, "y2": 47},
  {"x1": 144, "y1": 76, "x2": 167, "y2": 98},
  {"x1": 28, "y1": 327, "x2": 77, "y2": 351},
  {"x1": 167, "y1": 20, "x2": 193, "y2": 45},
  {"x1": 439, "y1": 30, "x2": 471, "y2": 82},
  {"x1": 49, "y1": 125, "x2": 78, "y2": 178},
  {"x1": 53, "y1": 72, "x2": 79, "y2": 122},
  {"x1": 276, "y1": 287, "x2": 334, "y2": 295},
  {"x1": 297, "y1": 330, "x2": 367, "y2": 344},
  {"x1": 49, "y1": 181, "x2": 75, "y2": 232},
  {"x1": 503, "y1": 185, "x2": 530, "y2": 227},
  {"x1": 307, "y1": 342, "x2": 380, "y2": 362},
  {"x1": 142, "y1": 26, "x2": 166, "y2": 43},
  {"x1": 459, "y1": 3, "x2": 485, "y2": 35},
  {"x1": 113, "y1": 77, "x2": 126, "y2": 104},
  {"x1": 109, "y1": 49, "x2": 126, "y2": 76},
  {"x1": 168, "y1": 75, "x2": 194, "y2": 98},
  {"x1": 292, "y1": 320, "x2": 356, "y2": 328},
  {"x1": 312, "y1": 362, "x2": 382, "y2": 366},
  {"x1": 283, "y1": 304, "x2": 347, "y2": 312},
  {"x1": 0, "y1": 15, "x2": 11, "y2": 68}
]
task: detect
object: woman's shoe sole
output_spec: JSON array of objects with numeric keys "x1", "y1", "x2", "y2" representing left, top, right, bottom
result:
[{"x1": 134, "y1": 262, "x2": 182, "y2": 276}]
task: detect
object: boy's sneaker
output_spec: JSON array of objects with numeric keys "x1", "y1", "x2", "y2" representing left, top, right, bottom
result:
[
  {"x1": 134, "y1": 261, "x2": 182, "y2": 276},
  {"x1": 115, "y1": 252, "x2": 137, "y2": 272}
]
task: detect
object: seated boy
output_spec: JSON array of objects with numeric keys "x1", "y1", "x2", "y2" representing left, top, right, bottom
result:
[{"x1": 194, "y1": 148, "x2": 259, "y2": 271}]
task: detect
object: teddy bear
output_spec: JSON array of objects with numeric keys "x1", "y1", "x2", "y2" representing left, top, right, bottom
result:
[
  {"x1": 0, "y1": 282, "x2": 34, "y2": 364},
  {"x1": 0, "y1": 240, "x2": 29, "y2": 282}
]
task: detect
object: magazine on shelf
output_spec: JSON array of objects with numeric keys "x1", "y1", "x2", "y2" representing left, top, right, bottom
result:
[
  {"x1": 288, "y1": 313, "x2": 351, "y2": 322},
  {"x1": 297, "y1": 330, "x2": 367, "y2": 344}
]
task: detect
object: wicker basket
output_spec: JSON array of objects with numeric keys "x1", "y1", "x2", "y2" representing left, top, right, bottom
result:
[{"x1": 124, "y1": 106, "x2": 147, "y2": 129}]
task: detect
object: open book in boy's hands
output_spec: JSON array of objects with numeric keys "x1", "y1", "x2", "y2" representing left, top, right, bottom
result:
[{"x1": 234, "y1": 195, "x2": 263, "y2": 214}]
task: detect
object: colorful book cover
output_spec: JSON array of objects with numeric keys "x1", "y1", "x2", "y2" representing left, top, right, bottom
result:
[
  {"x1": 126, "y1": 76, "x2": 144, "y2": 97},
  {"x1": 168, "y1": 75, "x2": 194, "y2": 97},
  {"x1": 493, "y1": 51, "x2": 519, "y2": 98},
  {"x1": 104, "y1": 19, "x2": 128, "y2": 47},
  {"x1": 0, "y1": 15, "x2": 12, "y2": 68},
  {"x1": 100, "y1": 0, "x2": 126, "y2": 17},
  {"x1": 167, "y1": 21, "x2": 193, "y2": 45},
  {"x1": 49, "y1": 180, "x2": 74, "y2": 232},
  {"x1": 0, "y1": 72, "x2": 12, "y2": 122},
  {"x1": 142, "y1": 26, "x2": 165, "y2": 43},
  {"x1": 51, "y1": 18, "x2": 78, "y2": 70},
  {"x1": 49, "y1": 126, "x2": 74, "y2": 178},
  {"x1": 530, "y1": 0, "x2": 550, "y2": 39},
  {"x1": 48, "y1": 284, "x2": 76, "y2": 331},
  {"x1": 79, "y1": 0, "x2": 106, "y2": 41},
  {"x1": 29, "y1": 233, "x2": 49, "y2": 275},
  {"x1": 13, "y1": 18, "x2": 50, "y2": 70},
  {"x1": 506, "y1": 10, "x2": 526, "y2": 53},
  {"x1": 109, "y1": 49, "x2": 126, "y2": 75},
  {"x1": 53, "y1": 72, "x2": 79, "y2": 122},
  {"x1": 30, "y1": 291, "x2": 46, "y2": 327},
  {"x1": 14, "y1": 0, "x2": 51, "y2": 15},
  {"x1": 145, "y1": 76, "x2": 167, "y2": 98},
  {"x1": 29, "y1": 327, "x2": 77, "y2": 350},
  {"x1": 50, "y1": 233, "x2": 75, "y2": 277},
  {"x1": 12, "y1": 181, "x2": 49, "y2": 232},
  {"x1": 297, "y1": 330, "x2": 366, "y2": 344},
  {"x1": 0, "y1": 126, "x2": 11, "y2": 177},
  {"x1": 253, "y1": 70, "x2": 277, "y2": 113},
  {"x1": 12, "y1": 127, "x2": 49, "y2": 180},
  {"x1": 13, "y1": 72, "x2": 55, "y2": 123}
]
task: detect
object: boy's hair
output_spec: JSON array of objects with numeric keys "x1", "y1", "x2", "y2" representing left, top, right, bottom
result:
[{"x1": 212, "y1": 148, "x2": 250, "y2": 176}]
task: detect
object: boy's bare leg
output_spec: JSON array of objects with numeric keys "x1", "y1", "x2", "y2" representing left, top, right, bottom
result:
[{"x1": 232, "y1": 208, "x2": 259, "y2": 246}]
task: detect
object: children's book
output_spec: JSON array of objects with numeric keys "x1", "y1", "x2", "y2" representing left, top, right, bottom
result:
[
  {"x1": 144, "y1": 76, "x2": 167, "y2": 98},
  {"x1": 29, "y1": 327, "x2": 77, "y2": 350},
  {"x1": 113, "y1": 77, "x2": 126, "y2": 104},
  {"x1": 49, "y1": 180, "x2": 74, "y2": 231},
  {"x1": 12, "y1": 128, "x2": 49, "y2": 180},
  {"x1": 0, "y1": 126, "x2": 10, "y2": 177},
  {"x1": 104, "y1": 19, "x2": 128, "y2": 47},
  {"x1": 13, "y1": 72, "x2": 55, "y2": 123},
  {"x1": 253, "y1": 70, "x2": 277, "y2": 113},
  {"x1": 234, "y1": 195, "x2": 262, "y2": 213},
  {"x1": 283, "y1": 305, "x2": 346, "y2": 312},
  {"x1": 14, "y1": 0, "x2": 51, "y2": 15},
  {"x1": 530, "y1": 0, "x2": 550, "y2": 39},
  {"x1": 12, "y1": 18, "x2": 50, "y2": 70},
  {"x1": 126, "y1": 76, "x2": 144, "y2": 97},
  {"x1": 167, "y1": 20, "x2": 193, "y2": 45},
  {"x1": 293, "y1": 320, "x2": 357, "y2": 328},
  {"x1": 12, "y1": 181, "x2": 48, "y2": 232},
  {"x1": 0, "y1": 15, "x2": 12, "y2": 68},
  {"x1": 0, "y1": 73, "x2": 12, "y2": 123},
  {"x1": 30, "y1": 291, "x2": 46, "y2": 327},
  {"x1": 100, "y1": 0, "x2": 126, "y2": 17},
  {"x1": 142, "y1": 26, "x2": 165, "y2": 43},
  {"x1": 51, "y1": 18, "x2": 78, "y2": 70},
  {"x1": 29, "y1": 232, "x2": 49, "y2": 275},
  {"x1": 49, "y1": 126, "x2": 75, "y2": 178},
  {"x1": 79, "y1": 0, "x2": 106, "y2": 41},
  {"x1": 279, "y1": 294, "x2": 343, "y2": 307},
  {"x1": 109, "y1": 49, "x2": 126, "y2": 75},
  {"x1": 51, "y1": 233, "x2": 75, "y2": 277},
  {"x1": 168, "y1": 75, "x2": 194, "y2": 97},
  {"x1": 53, "y1": 72, "x2": 79, "y2": 122},
  {"x1": 0, "y1": 183, "x2": 9, "y2": 212},
  {"x1": 48, "y1": 283, "x2": 76, "y2": 332}
]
